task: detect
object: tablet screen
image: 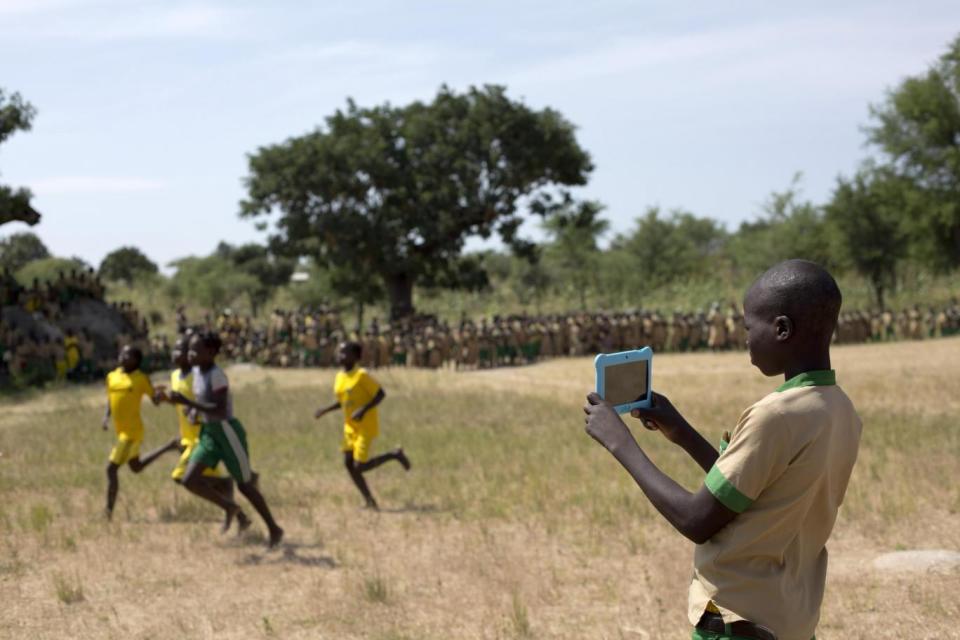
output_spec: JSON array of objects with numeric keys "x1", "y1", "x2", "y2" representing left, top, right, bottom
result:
[{"x1": 604, "y1": 360, "x2": 649, "y2": 406}]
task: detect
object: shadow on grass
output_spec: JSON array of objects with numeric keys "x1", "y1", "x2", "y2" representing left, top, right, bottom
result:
[
  {"x1": 238, "y1": 545, "x2": 337, "y2": 569},
  {"x1": 378, "y1": 501, "x2": 448, "y2": 515}
]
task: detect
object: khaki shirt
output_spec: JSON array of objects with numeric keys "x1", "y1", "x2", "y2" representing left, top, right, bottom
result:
[{"x1": 690, "y1": 370, "x2": 861, "y2": 640}]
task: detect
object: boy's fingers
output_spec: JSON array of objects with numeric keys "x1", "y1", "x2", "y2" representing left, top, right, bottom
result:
[{"x1": 586, "y1": 392, "x2": 602, "y2": 405}]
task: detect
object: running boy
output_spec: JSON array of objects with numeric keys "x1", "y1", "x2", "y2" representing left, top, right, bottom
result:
[
  {"x1": 168, "y1": 331, "x2": 283, "y2": 547},
  {"x1": 103, "y1": 345, "x2": 178, "y2": 520},
  {"x1": 584, "y1": 260, "x2": 862, "y2": 640},
  {"x1": 314, "y1": 341, "x2": 410, "y2": 510},
  {"x1": 166, "y1": 335, "x2": 249, "y2": 533}
]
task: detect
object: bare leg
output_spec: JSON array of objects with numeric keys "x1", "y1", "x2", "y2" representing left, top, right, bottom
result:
[
  {"x1": 237, "y1": 481, "x2": 283, "y2": 547},
  {"x1": 182, "y1": 460, "x2": 245, "y2": 527},
  {"x1": 128, "y1": 437, "x2": 180, "y2": 473},
  {"x1": 344, "y1": 452, "x2": 378, "y2": 509},
  {"x1": 355, "y1": 447, "x2": 411, "y2": 473},
  {"x1": 105, "y1": 462, "x2": 120, "y2": 519}
]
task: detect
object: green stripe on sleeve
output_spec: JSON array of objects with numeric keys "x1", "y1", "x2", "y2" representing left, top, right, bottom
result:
[{"x1": 705, "y1": 465, "x2": 753, "y2": 513}]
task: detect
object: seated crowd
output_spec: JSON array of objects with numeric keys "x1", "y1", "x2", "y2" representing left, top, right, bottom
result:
[{"x1": 0, "y1": 268, "x2": 151, "y2": 387}]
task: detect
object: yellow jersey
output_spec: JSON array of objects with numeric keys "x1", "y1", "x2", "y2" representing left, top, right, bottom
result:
[
  {"x1": 333, "y1": 366, "x2": 381, "y2": 434},
  {"x1": 170, "y1": 368, "x2": 200, "y2": 443},
  {"x1": 106, "y1": 368, "x2": 155, "y2": 436}
]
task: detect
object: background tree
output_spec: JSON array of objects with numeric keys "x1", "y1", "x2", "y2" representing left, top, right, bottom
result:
[
  {"x1": 826, "y1": 166, "x2": 911, "y2": 309},
  {"x1": 16, "y1": 257, "x2": 87, "y2": 286},
  {"x1": 99, "y1": 246, "x2": 159, "y2": 285},
  {"x1": 168, "y1": 254, "x2": 259, "y2": 311},
  {"x1": 215, "y1": 242, "x2": 296, "y2": 316},
  {"x1": 612, "y1": 208, "x2": 727, "y2": 295},
  {"x1": 241, "y1": 84, "x2": 593, "y2": 319},
  {"x1": 868, "y1": 34, "x2": 960, "y2": 269},
  {"x1": 0, "y1": 88, "x2": 41, "y2": 227},
  {"x1": 0, "y1": 231, "x2": 49, "y2": 272},
  {"x1": 726, "y1": 179, "x2": 836, "y2": 279},
  {"x1": 542, "y1": 199, "x2": 608, "y2": 311}
]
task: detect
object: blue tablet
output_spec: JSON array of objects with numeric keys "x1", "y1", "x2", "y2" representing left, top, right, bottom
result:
[{"x1": 595, "y1": 347, "x2": 653, "y2": 414}]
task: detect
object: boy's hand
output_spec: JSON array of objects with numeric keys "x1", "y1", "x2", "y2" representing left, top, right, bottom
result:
[
  {"x1": 101, "y1": 416, "x2": 109, "y2": 431},
  {"x1": 630, "y1": 392, "x2": 689, "y2": 446},
  {"x1": 351, "y1": 408, "x2": 366, "y2": 422},
  {"x1": 314, "y1": 407, "x2": 330, "y2": 419},
  {"x1": 584, "y1": 392, "x2": 633, "y2": 453}
]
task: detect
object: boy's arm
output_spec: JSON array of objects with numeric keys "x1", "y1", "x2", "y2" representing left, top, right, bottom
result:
[
  {"x1": 169, "y1": 388, "x2": 224, "y2": 413},
  {"x1": 584, "y1": 393, "x2": 736, "y2": 544},
  {"x1": 629, "y1": 392, "x2": 719, "y2": 473},
  {"x1": 314, "y1": 400, "x2": 341, "y2": 419},
  {"x1": 351, "y1": 388, "x2": 385, "y2": 422}
]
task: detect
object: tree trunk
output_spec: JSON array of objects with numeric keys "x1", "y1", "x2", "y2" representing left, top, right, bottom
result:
[
  {"x1": 355, "y1": 302, "x2": 365, "y2": 331},
  {"x1": 871, "y1": 273, "x2": 886, "y2": 310},
  {"x1": 386, "y1": 273, "x2": 415, "y2": 320}
]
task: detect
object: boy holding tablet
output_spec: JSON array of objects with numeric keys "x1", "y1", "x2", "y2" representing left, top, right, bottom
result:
[{"x1": 584, "y1": 260, "x2": 861, "y2": 640}]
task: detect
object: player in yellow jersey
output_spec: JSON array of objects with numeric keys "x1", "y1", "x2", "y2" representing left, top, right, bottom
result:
[
  {"x1": 167, "y1": 335, "x2": 250, "y2": 532},
  {"x1": 102, "y1": 345, "x2": 178, "y2": 520},
  {"x1": 315, "y1": 341, "x2": 410, "y2": 510}
]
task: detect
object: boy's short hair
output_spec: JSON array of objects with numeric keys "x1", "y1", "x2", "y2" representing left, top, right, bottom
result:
[
  {"x1": 125, "y1": 345, "x2": 144, "y2": 365},
  {"x1": 197, "y1": 330, "x2": 223, "y2": 355},
  {"x1": 748, "y1": 259, "x2": 842, "y2": 340},
  {"x1": 342, "y1": 341, "x2": 363, "y2": 358}
]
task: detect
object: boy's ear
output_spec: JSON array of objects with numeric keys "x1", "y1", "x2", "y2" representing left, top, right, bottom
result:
[{"x1": 774, "y1": 315, "x2": 793, "y2": 341}]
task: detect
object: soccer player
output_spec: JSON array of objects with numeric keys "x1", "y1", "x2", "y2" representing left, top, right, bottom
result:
[
  {"x1": 314, "y1": 341, "x2": 410, "y2": 510},
  {"x1": 103, "y1": 345, "x2": 178, "y2": 520},
  {"x1": 584, "y1": 260, "x2": 862, "y2": 640},
  {"x1": 166, "y1": 335, "x2": 249, "y2": 533},
  {"x1": 168, "y1": 331, "x2": 283, "y2": 548}
]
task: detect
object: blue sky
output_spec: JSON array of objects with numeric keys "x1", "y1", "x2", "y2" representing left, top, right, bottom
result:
[{"x1": 2, "y1": 0, "x2": 958, "y2": 271}]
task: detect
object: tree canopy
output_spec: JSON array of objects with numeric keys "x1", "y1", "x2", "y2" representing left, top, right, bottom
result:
[
  {"x1": 214, "y1": 242, "x2": 295, "y2": 315},
  {"x1": 826, "y1": 166, "x2": 911, "y2": 309},
  {"x1": 0, "y1": 231, "x2": 50, "y2": 272},
  {"x1": 241, "y1": 84, "x2": 593, "y2": 319},
  {"x1": 99, "y1": 246, "x2": 159, "y2": 285},
  {"x1": 868, "y1": 34, "x2": 960, "y2": 270},
  {"x1": 0, "y1": 88, "x2": 40, "y2": 227}
]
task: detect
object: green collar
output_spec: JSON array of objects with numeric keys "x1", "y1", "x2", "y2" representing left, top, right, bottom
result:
[{"x1": 776, "y1": 369, "x2": 836, "y2": 392}]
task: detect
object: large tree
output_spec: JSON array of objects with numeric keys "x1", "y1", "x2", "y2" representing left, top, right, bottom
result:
[
  {"x1": 0, "y1": 88, "x2": 41, "y2": 227},
  {"x1": 868, "y1": 35, "x2": 960, "y2": 269},
  {"x1": 241, "y1": 85, "x2": 593, "y2": 319}
]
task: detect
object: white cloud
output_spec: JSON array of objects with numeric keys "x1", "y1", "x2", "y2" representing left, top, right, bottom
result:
[
  {"x1": 0, "y1": 2, "x2": 245, "y2": 41},
  {"x1": 0, "y1": 0, "x2": 79, "y2": 15},
  {"x1": 503, "y1": 16, "x2": 951, "y2": 94},
  {"x1": 28, "y1": 176, "x2": 167, "y2": 194}
]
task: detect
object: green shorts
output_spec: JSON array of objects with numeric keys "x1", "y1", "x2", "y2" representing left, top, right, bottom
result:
[{"x1": 190, "y1": 418, "x2": 253, "y2": 484}]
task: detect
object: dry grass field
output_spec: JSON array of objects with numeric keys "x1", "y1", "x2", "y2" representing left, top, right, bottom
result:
[{"x1": 1, "y1": 338, "x2": 959, "y2": 639}]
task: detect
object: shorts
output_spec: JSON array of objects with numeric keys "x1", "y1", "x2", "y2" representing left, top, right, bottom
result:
[
  {"x1": 341, "y1": 426, "x2": 377, "y2": 463},
  {"x1": 189, "y1": 418, "x2": 253, "y2": 484},
  {"x1": 109, "y1": 433, "x2": 142, "y2": 466},
  {"x1": 171, "y1": 438, "x2": 224, "y2": 481}
]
